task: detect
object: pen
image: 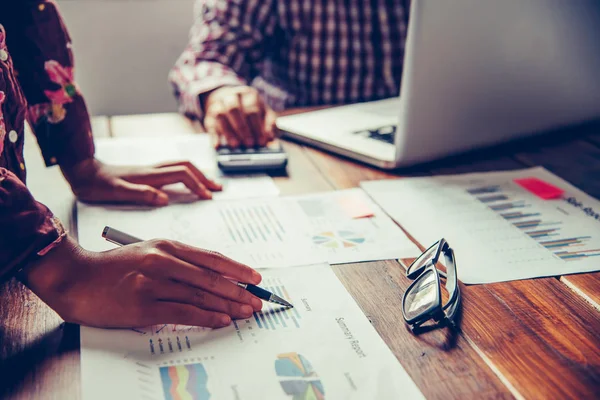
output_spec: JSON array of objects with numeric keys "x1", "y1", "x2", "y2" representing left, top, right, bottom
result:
[{"x1": 101, "y1": 226, "x2": 293, "y2": 308}]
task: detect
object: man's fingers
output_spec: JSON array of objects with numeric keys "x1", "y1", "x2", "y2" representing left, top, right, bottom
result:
[
  {"x1": 265, "y1": 109, "x2": 278, "y2": 141},
  {"x1": 110, "y1": 180, "x2": 169, "y2": 206},
  {"x1": 151, "y1": 302, "x2": 232, "y2": 328},
  {"x1": 215, "y1": 113, "x2": 241, "y2": 148},
  {"x1": 157, "y1": 161, "x2": 222, "y2": 191},
  {"x1": 207, "y1": 102, "x2": 241, "y2": 148},
  {"x1": 247, "y1": 109, "x2": 268, "y2": 147},
  {"x1": 225, "y1": 95, "x2": 255, "y2": 147},
  {"x1": 241, "y1": 91, "x2": 269, "y2": 147},
  {"x1": 154, "y1": 281, "x2": 256, "y2": 318},
  {"x1": 123, "y1": 166, "x2": 213, "y2": 199}
]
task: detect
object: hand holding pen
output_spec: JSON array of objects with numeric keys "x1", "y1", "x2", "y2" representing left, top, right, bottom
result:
[{"x1": 102, "y1": 227, "x2": 293, "y2": 308}]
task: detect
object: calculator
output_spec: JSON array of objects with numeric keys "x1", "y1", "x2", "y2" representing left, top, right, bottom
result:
[{"x1": 216, "y1": 140, "x2": 288, "y2": 173}]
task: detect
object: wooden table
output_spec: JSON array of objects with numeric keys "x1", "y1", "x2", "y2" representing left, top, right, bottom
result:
[{"x1": 1, "y1": 113, "x2": 599, "y2": 399}]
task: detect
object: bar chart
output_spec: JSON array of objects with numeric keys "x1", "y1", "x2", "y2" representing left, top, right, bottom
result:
[
  {"x1": 468, "y1": 185, "x2": 600, "y2": 262},
  {"x1": 252, "y1": 282, "x2": 302, "y2": 330},
  {"x1": 131, "y1": 324, "x2": 208, "y2": 355}
]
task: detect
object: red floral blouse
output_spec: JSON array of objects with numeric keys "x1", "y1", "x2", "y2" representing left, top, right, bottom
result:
[{"x1": 0, "y1": 0, "x2": 95, "y2": 278}]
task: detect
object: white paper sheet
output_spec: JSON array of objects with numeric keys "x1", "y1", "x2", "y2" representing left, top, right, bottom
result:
[
  {"x1": 94, "y1": 135, "x2": 280, "y2": 200},
  {"x1": 94, "y1": 135, "x2": 216, "y2": 169},
  {"x1": 80, "y1": 264, "x2": 424, "y2": 400},
  {"x1": 76, "y1": 188, "x2": 420, "y2": 268},
  {"x1": 361, "y1": 167, "x2": 600, "y2": 284}
]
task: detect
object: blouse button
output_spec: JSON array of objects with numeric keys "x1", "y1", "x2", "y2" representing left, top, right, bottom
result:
[
  {"x1": 8, "y1": 130, "x2": 18, "y2": 143},
  {"x1": 0, "y1": 50, "x2": 8, "y2": 62}
]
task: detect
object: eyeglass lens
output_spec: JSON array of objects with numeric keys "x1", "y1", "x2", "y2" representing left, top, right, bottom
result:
[
  {"x1": 403, "y1": 269, "x2": 438, "y2": 321},
  {"x1": 407, "y1": 242, "x2": 439, "y2": 276}
]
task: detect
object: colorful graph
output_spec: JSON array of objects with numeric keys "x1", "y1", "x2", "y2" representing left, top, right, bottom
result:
[
  {"x1": 253, "y1": 281, "x2": 302, "y2": 330},
  {"x1": 468, "y1": 184, "x2": 600, "y2": 262},
  {"x1": 160, "y1": 363, "x2": 210, "y2": 400},
  {"x1": 275, "y1": 353, "x2": 325, "y2": 400},
  {"x1": 312, "y1": 231, "x2": 366, "y2": 249}
]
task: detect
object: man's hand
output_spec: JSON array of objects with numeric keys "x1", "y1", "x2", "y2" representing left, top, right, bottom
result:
[
  {"x1": 203, "y1": 86, "x2": 276, "y2": 148},
  {"x1": 22, "y1": 236, "x2": 263, "y2": 329},
  {"x1": 62, "y1": 159, "x2": 222, "y2": 206}
]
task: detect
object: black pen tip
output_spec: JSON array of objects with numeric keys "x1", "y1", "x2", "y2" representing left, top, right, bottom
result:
[{"x1": 270, "y1": 294, "x2": 294, "y2": 308}]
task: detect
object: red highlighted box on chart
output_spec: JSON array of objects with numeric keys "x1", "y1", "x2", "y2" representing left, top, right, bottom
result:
[
  {"x1": 514, "y1": 177, "x2": 564, "y2": 200},
  {"x1": 338, "y1": 195, "x2": 375, "y2": 219}
]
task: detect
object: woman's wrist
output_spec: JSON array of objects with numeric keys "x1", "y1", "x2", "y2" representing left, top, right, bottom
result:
[
  {"x1": 19, "y1": 235, "x2": 91, "y2": 315},
  {"x1": 60, "y1": 157, "x2": 100, "y2": 190}
]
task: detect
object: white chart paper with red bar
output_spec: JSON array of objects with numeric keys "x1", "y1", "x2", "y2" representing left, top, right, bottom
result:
[{"x1": 361, "y1": 167, "x2": 600, "y2": 284}]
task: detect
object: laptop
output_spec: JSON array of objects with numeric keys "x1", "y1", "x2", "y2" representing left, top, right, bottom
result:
[{"x1": 276, "y1": 0, "x2": 600, "y2": 169}]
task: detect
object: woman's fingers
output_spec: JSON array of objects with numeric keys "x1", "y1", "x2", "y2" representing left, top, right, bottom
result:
[
  {"x1": 122, "y1": 166, "x2": 213, "y2": 199},
  {"x1": 82, "y1": 179, "x2": 169, "y2": 206},
  {"x1": 150, "y1": 302, "x2": 233, "y2": 328},
  {"x1": 157, "y1": 240, "x2": 261, "y2": 285},
  {"x1": 157, "y1": 161, "x2": 222, "y2": 191},
  {"x1": 168, "y1": 263, "x2": 263, "y2": 310},
  {"x1": 151, "y1": 250, "x2": 263, "y2": 310},
  {"x1": 153, "y1": 281, "x2": 255, "y2": 319}
]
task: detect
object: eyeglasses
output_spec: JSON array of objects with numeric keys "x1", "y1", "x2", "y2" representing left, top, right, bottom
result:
[{"x1": 402, "y1": 238, "x2": 461, "y2": 332}]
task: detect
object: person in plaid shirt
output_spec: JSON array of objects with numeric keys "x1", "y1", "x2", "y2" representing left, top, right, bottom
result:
[{"x1": 170, "y1": 0, "x2": 410, "y2": 148}]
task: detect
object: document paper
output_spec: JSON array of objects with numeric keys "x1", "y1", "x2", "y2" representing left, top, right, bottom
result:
[
  {"x1": 77, "y1": 188, "x2": 420, "y2": 268},
  {"x1": 80, "y1": 264, "x2": 424, "y2": 400},
  {"x1": 361, "y1": 167, "x2": 600, "y2": 284},
  {"x1": 94, "y1": 136, "x2": 279, "y2": 201}
]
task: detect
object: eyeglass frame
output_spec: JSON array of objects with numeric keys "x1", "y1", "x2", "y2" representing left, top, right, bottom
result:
[{"x1": 401, "y1": 238, "x2": 461, "y2": 331}]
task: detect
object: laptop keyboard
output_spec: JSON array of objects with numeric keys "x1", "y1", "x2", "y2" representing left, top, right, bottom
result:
[{"x1": 353, "y1": 125, "x2": 397, "y2": 144}]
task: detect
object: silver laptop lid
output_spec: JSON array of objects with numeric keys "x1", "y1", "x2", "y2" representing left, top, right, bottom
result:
[{"x1": 395, "y1": 0, "x2": 600, "y2": 166}]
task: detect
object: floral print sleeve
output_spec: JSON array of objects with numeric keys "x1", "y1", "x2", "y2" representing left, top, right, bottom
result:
[
  {"x1": 0, "y1": 0, "x2": 89, "y2": 279},
  {"x1": 3, "y1": 0, "x2": 94, "y2": 168}
]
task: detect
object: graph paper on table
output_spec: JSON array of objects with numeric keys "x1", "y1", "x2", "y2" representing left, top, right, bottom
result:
[
  {"x1": 469, "y1": 185, "x2": 600, "y2": 261},
  {"x1": 80, "y1": 264, "x2": 423, "y2": 400},
  {"x1": 249, "y1": 279, "x2": 302, "y2": 331},
  {"x1": 361, "y1": 167, "x2": 600, "y2": 284},
  {"x1": 76, "y1": 188, "x2": 420, "y2": 269}
]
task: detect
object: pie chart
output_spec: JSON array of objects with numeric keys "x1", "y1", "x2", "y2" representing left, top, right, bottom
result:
[
  {"x1": 312, "y1": 230, "x2": 366, "y2": 249},
  {"x1": 275, "y1": 353, "x2": 325, "y2": 400}
]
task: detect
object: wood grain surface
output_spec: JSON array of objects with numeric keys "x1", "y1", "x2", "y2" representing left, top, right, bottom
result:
[
  {"x1": 1, "y1": 114, "x2": 599, "y2": 399},
  {"x1": 302, "y1": 122, "x2": 600, "y2": 399}
]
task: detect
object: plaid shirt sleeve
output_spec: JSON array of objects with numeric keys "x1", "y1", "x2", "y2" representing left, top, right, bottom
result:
[
  {"x1": 169, "y1": 0, "x2": 277, "y2": 121},
  {"x1": 3, "y1": 0, "x2": 95, "y2": 168}
]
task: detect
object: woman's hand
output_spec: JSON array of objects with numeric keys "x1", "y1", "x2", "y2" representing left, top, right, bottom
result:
[
  {"x1": 62, "y1": 158, "x2": 222, "y2": 206},
  {"x1": 22, "y1": 236, "x2": 263, "y2": 329}
]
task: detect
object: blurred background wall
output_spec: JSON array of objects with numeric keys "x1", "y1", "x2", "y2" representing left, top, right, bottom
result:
[{"x1": 58, "y1": 0, "x2": 196, "y2": 116}]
